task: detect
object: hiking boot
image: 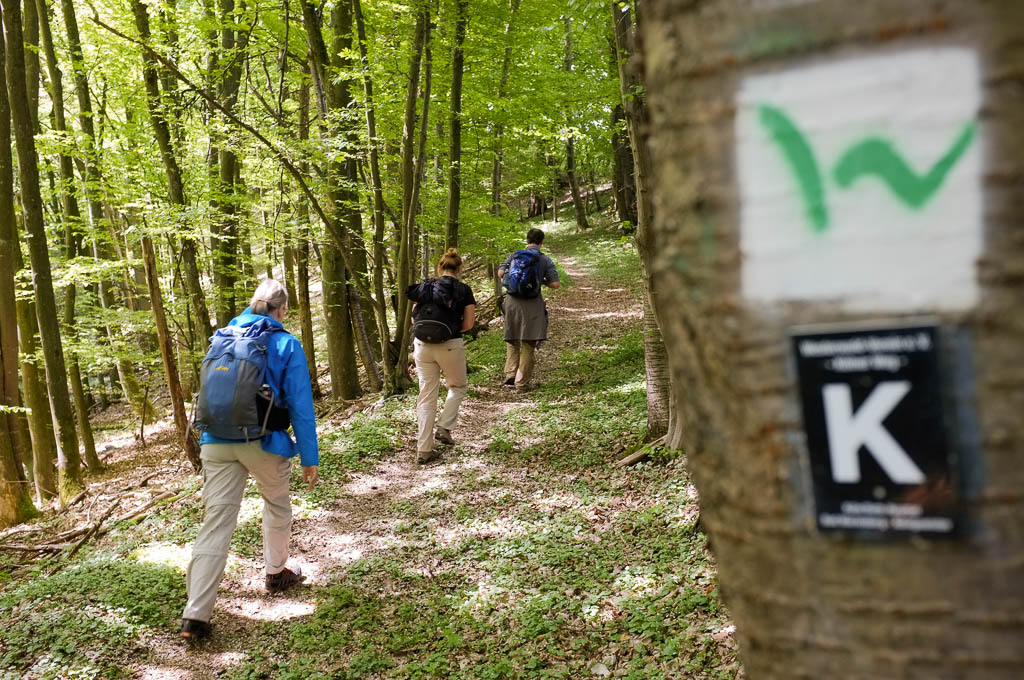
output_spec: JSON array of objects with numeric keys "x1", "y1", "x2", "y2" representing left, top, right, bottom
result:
[
  {"x1": 265, "y1": 566, "x2": 304, "y2": 593},
  {"x1": 417, "y1": 449, "x2": 442, "y2": 464},
  {"x1": 180, "y1": 618, "x2": 212, "y2": 641},
  {"x1": 435, "y1": 427, "x2": 456, "y2": 446},
  {"x1": 501, "y1": 376, "x2": 515, "y2": 386}
]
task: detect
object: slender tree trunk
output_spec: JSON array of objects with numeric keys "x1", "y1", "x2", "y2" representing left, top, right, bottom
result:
[
  {"x1": 133, "y1": 0, "x2": 213, "y2": 350},
  {"x1": 295, "y1": 71, "x2": 320, "y2": 400},
  {"x1": 38, "y1": 0, "x2": 99, "y2": 472},
  {"x1": 60, "y1": 0, "x2": 153, "y2": 424},
  {"x1": 1, "y1": 0, "x2": 82, "y2": 500},
  {"x1": 141, "y1": 236, "x2": 201, "y2": 471},
  {"x1": 489, "y1": 0, "x2": 522, "y2": 310},
  {"x1": 563, "y1": 17, "x2": 589, "y2": 231},
  {"x1": 392, "y1": 5, "x2": 428, "y2": 392},
  {"x1": 610, "y1": 0, "x2": 669, "y2": 439},
  {"x1": 301, "y1": 0, "x2": 361, "y2": 399},
  {"x1": 353, "y1": 0, "x2": 394, "y2": 391},
  {"x1": 445, "y1": 0, "x2": 468, "y2": 250}
]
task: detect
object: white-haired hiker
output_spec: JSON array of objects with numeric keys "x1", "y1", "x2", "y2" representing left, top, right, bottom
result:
[{"x1": 180, "y1": 279, "x2": 318, "y2": 641}]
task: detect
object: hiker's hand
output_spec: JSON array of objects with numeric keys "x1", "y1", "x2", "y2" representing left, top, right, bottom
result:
[{"x1": 303, "y1": 465, "x2": 319, "y2": 490}]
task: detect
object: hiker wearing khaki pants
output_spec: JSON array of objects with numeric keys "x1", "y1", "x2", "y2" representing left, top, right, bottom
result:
[
  {"x1": 406, "y1": 249, "x2": 477, "y2": 464},
  {"x1": 498, "y1": 228, "x2": 560, "y2": 390},
  {"x1": 181, "y1": 279, "x2": 319, "y2": 641}
]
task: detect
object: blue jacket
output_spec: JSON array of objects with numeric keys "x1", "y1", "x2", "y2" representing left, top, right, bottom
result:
[{"x1": 199, "y1": 309, "x2": 319, "y2": 466}]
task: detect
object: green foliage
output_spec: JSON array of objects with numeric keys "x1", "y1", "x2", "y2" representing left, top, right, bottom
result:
[{"x1": 0, "y1": 557, "x2": 185, "y2": 678}]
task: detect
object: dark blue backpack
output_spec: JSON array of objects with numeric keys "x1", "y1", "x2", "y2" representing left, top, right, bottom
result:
[
  {"x1": 503, "y1": 249, "x2": 541, "y2": 298},
  {"x1": 194, "y1": 319, "x2": 290, "y2": 440}
]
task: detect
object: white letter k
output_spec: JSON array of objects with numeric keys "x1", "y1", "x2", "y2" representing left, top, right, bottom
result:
[{"x1": 822, "y1": 381, "x2": 926, "y2": 484}]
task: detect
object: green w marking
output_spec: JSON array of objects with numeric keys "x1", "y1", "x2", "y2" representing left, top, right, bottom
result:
[{"x1": 757, "y1": 105, "x2": 978, "y2": 232}]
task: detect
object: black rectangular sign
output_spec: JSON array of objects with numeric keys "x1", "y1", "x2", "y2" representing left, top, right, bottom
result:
[{"x1": 792, "y1": 324, "x2": 958, "y2": 536}]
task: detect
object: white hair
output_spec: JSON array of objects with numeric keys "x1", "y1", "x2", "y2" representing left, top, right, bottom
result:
[{"x1": 249, "y1": 278, "x2": 289, "y2": 316}]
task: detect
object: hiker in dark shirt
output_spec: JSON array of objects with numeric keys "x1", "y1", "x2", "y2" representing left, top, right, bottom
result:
[
  {"x1": 405, "y1": 249, "x2": 476, "y2": 463},
  {"x1": 497, "y1": 228, "x2": 560, "y2": 391}
]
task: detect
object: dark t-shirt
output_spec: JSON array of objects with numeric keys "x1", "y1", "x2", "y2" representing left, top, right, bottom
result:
[{"x1": 406, "y1": 276, "x2": 477, "y2": 336}]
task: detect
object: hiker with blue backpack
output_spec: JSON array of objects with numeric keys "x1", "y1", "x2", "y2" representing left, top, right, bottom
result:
[
  {"x1": 406, "y1": 248, "x2": 477, "y2": 464},
  {"x1": 180, "y1": 279, "x2": 318, "y2": 641},
  {"x1": 498, "y1": 228, "x2": 560, "y2": 391}
]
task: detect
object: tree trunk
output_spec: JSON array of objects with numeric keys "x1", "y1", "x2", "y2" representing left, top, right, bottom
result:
[
  {"x1": 210, "y1": 0, "x2": 246, "y2": 326},
  {"x1": 1, "y1": 0, "x2": 82, "y2": 501},
  {"x1": 642, "y1": 2, "x2": 1024, "y2": 678},
  {"x1": 445, "y1": 0, "x2": 468, "y2": 250},
  {"x1": 353, "y1": 0, "x2": 394, "y2": 392},
  {"x1": 393, "y1": 5, "x2": 429, "y2": 392},
  {"x1": 131, "y1": 0, "x2": 212, "y2": 347},
  {"x1": 38, "y1": 0, "x2": 99, "y2": 472},
  {"x1": 563, "y1": 17, "x2": 589, "y2": 231},
  {"x1": 295, "y1": 70, "x2": 320, "y2": 400},
  {"x1": 0, "y1": 35, "x2": 31, "y2": 482},
  {"x1": 0, "y1": 29, "x2": 37, "y2": 524},
  {"x1": 301, "y1": 0, "x2": 361, "y2": 400},
  {"x1": 610, "y1": 0, "x2": 669, "y2": 440},
  {"x1": 141, "y1": 236, "x2": 201, "y2": 471},
  {"x1": 60, "y1": 0, "x2": 153, "y2": 425}
]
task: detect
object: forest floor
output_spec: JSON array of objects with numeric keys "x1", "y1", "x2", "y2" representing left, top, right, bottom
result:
[{"x1": 0, "y1": 218, "x2": 743, "y2": 680}]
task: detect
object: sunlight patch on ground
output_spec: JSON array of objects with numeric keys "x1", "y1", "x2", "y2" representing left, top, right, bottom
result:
[
  {"x1": 582, "y1": 310, "x2": 642, "y2": 321},
  {"x1": 397, "y1": 465, "x2": 453, "y2": 499},
  {"x1": 345, "y1": 473, "x2": 394, "y2": 496},
  {"x1": 132, "y1": 542, "x2": 190, "y2": 571},
  {"x1": 139, "y1": 666, "x2": 193, "y2": 679},
  {"x1": 613, "y1": 378, "x2": 646, "y2": 395},
  {"x1": 532, "y1": 490, "x2": 586, "y2": 512},
  {"x1": 316, "y1": 530, "x2": 366, "y2": 564},
  {"x1": 222, "y1": 595, "x2": 316, "y2": 622}
]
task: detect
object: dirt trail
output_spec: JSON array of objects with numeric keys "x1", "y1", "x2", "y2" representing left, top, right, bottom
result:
[{"x1": 136, "y1": 249, "x2": 643, "y2": 679}]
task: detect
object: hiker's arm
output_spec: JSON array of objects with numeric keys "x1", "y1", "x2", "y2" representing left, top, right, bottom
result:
[
  {"x1": 543, "y1": 257, "x2": 560, "y2": 289},
  {"x1": 461, "y1": 304, "x2": 476, "y2": 332},
  {"x1": 282, "y1": 339, "x2": 319, "y2": 468}
]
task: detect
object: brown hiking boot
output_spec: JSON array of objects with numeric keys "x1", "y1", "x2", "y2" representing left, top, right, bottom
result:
[
  {"x1": 435, "y1": 427, "x2": 456, "y2": 446},
  {"x1": 417, "y1": 449, "x2": 442, "y2": 464},
  {"x1": 265, "y1": 566, "x2": 304, "y2": 593}
]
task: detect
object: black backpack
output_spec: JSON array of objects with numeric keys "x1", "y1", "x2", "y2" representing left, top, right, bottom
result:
[{"x1": 413, "y1": 301, "x2": 458, "y2": 343}]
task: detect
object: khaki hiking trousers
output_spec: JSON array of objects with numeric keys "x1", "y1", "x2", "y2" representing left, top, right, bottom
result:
[
  {"x1": 183, "y1": 441, "x2": 292, "y2": 623},
  {"x1": 413, "y1": 338, "x2": 468, "y2": 454}
]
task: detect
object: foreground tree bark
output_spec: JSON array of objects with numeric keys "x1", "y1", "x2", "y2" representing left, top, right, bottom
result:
[
  {"x1": 1, "y1": 0, "x2": 82, "y2": 500},
  {"x1": 642, "y1": 1, "x2": 1024, "y2": 677}
]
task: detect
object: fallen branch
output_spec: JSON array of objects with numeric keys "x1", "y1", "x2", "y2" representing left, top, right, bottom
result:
[
  {"x1": 613, "y1": 435, "x2": 668, "y2": 468},
  {"x1": 61, "y1": 490, "x2": 88, "y2": 512},
  {"x1": 0, "y1": 543, "x2": 68, "y2": 553},
  {"x1": 64, "y1": 499, "x2": 122, "y2": 562}
]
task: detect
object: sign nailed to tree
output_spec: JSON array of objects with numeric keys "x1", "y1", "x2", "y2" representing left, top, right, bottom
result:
[{"x1": 792, "y1": 324, "x2": 959, "y2": 536}]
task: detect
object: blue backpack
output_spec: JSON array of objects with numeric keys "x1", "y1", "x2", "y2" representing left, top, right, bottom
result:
[
  {"x1": 503, "y1": 249, "x2": 541, "y2": 298},
  {"x1": 194, "y1": 319, "x2": 290, "y2": 440}
]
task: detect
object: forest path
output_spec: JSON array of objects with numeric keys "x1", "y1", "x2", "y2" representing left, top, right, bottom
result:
[{"x1": 136, "y1": 237, "x2": 642, "y2": 679}]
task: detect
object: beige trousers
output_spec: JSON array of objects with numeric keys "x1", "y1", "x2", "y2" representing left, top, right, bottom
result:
[
  {"x1": 504, "y1": 340, "x2": 537, "y2": 388},
  {"x1": 182, "y1": 441, "x2": 292, "y2": 623},
  {"x1": 413, "y1": 338, "x2": 468, "y2": 453}
]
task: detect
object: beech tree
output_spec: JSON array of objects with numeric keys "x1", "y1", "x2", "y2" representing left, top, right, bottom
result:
[{"x1": 641, "y1": 1, "x2": 1024, "y2": 677}]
